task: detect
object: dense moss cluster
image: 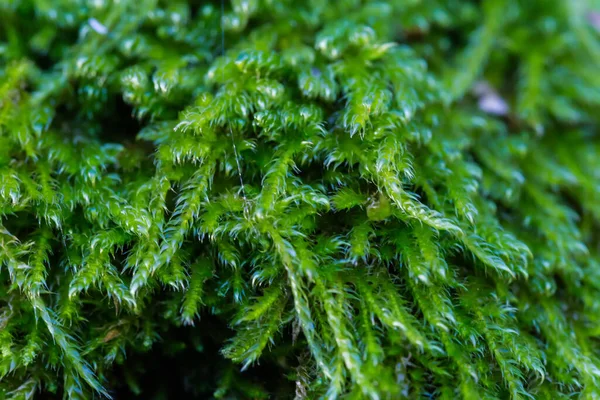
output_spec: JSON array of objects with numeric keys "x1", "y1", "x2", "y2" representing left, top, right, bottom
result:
[{"x1": 1, "y1": 0, "x2": 600, "y2": 398}]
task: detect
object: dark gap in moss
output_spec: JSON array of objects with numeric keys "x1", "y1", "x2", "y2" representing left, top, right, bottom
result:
[
  {"x1": 30, "y1": 28, "x2": 80, "y2": 72},
  {"x1": 559, "y1": 188, "x2": 585, "y2": 224},
  {"x1": 31, "y1": 53, "x2": 54, "y2": 72},
  {"x1": 105, "y1": 312, "x2": 295, "y2": 399},
  {"x1": 1, "y1": 211, "x2": 37, "y2": 241},
  {"x1": 188, "y1": 0, "x2": 222, "y2": 20},
  {"x1": 95, "y1": 95, "x2": 145, "y2": 145}
]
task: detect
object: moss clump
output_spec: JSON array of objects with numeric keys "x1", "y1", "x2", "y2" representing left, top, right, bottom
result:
[{"x1": 1, "y1": 0, "x2": 600, "y2": 399}]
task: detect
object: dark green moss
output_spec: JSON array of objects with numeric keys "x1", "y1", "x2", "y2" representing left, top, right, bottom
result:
[{"x1": 1, "y1": 0, "x2": 600, "y2": 399}]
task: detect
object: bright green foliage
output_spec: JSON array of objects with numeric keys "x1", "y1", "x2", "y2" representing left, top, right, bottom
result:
[{"x1": 1, "y1": 0, "x2": 600, "y2": 398}]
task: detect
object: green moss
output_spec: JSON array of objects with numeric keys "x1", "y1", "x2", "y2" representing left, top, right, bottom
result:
[{"x1": 1, "y1": 0, "x2": 600, "y2": 398}]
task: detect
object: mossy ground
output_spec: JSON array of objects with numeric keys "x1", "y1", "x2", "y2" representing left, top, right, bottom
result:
[{"x1": 1, "y1": 1, "x2": 600, "y2": 399}]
